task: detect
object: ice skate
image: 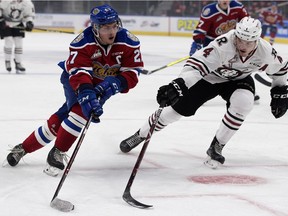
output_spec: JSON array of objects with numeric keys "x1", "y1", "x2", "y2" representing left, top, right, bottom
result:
[
  {"x1": 204, "y1": 137, "x2": 225, "y2": 169},
  {"x1": 120, "y1": 130, "x2": 145, "y2": 153},
  {"x1": 43, "y1": 146, "x2": 67, "y2": 177},
  {"x1": 14, "y1": 59, "x2": 26, "y2": 74},
  {"x1": 6, "y1": 144, "x2": 27, "y2": 166},
  {"x1": 5, "y1": 60, "x2": 11, "y2": 72}
]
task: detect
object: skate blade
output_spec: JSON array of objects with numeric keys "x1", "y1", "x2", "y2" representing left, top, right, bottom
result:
[
  {"x1": 203, "y1": 156, "x2": 220, "y2": 169},
  {"x1": 43, "y1": 164, "x2": 60, "y2": 177},
  {"x1": 2, "y1": 159, "x2": 9, "y2": 167},
  {"x1": 16, "y1": 70, "x2": 25, "y2": 74}
]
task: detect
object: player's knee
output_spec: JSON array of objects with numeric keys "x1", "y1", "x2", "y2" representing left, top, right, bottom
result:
[
  {"x1": 229, "y1": 89, "x2": 254, "y2": 117},
  {"x1": 61, "y1": 111, "x2": 86, "y2": 137}
]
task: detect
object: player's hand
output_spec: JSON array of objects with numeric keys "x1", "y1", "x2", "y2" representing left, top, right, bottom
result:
[
  {"x1": 94, "y1": 76, "x2": 122, "y2": 105},
  {"x1": 157, "y1": 78, "x2": 188, "y2": 107},
  {"x1": 77, "y1": 84, "x2": 103, "y2": 123},
  {"x1": 25, "y1": 21, "x2": 34, "y2": 31},
  {"x1": 189, "y1": 41, "x2": 202, "y2": 56},
  {"x1": 270, "y1": 85, "x2": 288, "y2": 118}
]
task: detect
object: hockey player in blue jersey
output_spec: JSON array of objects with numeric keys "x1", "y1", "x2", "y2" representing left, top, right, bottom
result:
[{"x1": 6, "y1": 4, "x2": 144, "y2": 177}]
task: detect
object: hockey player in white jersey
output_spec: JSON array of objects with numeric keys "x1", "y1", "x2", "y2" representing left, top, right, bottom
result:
[
  {"x1": 0, "y1": 0, "x2": 35, "y2": 73},
  {"x1": 120, "y1": 17, "x2": 288, "y2": 169}
]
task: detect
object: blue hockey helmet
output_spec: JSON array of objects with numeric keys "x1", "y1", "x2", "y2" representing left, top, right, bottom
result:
[{"x1": 90, "y1": 4, "x2": 121, "y2": 28}]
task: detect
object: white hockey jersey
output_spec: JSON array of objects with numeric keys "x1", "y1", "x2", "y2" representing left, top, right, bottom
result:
[
  {"x1": 0, "y1": 0, "x2": 35, "y2": 27},
  {"x1": 181, "y1": 30, "x2": 288, "y2": 88}
]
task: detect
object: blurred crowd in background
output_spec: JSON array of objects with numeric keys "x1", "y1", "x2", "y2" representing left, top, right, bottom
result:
[{"x1": 33, "y1": 1, "x2": 288, "y2": 19}]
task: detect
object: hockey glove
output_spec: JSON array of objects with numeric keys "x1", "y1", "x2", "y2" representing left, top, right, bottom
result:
[
  {"x1": 270, "y1": 85, "x2": 288, "y2": 118},
  {"x1": 77, "y1": 84, "x2": 103, "y2": 123},
  {"x1": 25, "y1": 21, "x2": 34, "y2": 32},
  {"x1": 94, "y1": 76, "x2": 122, "y2": 105},
  {"x1": 157, "y1": 78, "x2": 188, "y2": 107},
  {"x1": 189, "y1": 41, "x2": 202, "y2": 56}
]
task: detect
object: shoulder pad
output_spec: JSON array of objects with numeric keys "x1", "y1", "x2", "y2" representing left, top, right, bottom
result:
[
  {"x1": 115, "y1": 28, "x2": 140, "y2": 46},
  {"x1": 230, "y1": 0, "x2": 244, "y2": 8},
  {"x1": 201, "y1": 3, "x2": 218, "y2": 18},
  {"x1": 70, "y1": 26, "x2": 94, "y2": 47}
]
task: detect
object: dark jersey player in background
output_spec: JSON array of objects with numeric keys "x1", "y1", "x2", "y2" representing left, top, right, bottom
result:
[{"x1": 5, "y1": 4, "x2": 144, "y2": 177}]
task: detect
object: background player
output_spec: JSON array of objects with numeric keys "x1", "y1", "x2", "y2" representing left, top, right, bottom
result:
[
  {"x1": 6, "y1": 4, "x2": 144, "y2": 177},
  {"x1": 120, "y1": 17, "x2": 288, "y2": 169},
  {"x1": 0, "y1": 0, "x2": 35, "y2": 74},
  {"x1": 189, "y1": 0, "x2": 248, "y2": 56},
  {"x1": 259, "y1": 2, "x2": 286, "y2": 45}
]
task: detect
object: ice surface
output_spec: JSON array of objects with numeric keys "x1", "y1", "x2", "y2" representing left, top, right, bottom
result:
[{"x1": 0, "y1": 32, "x2": 288, "y2": 216}]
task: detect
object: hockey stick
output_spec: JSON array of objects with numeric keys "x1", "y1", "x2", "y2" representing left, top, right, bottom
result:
[
  {"x1": 50, "y1": 115, "x2": 94, "y2": 212},
  {"x1": 141, "y1": 56, "x2": 189, "y2": 75},
  {"x1": 12, "y1": 26, "x2": 75, "y2": 34},
  {"x1": 33, "y1": 27, "x2": 75, "y2": 34},
  {"x1": 122, "y1": 102, "x2": 166, "y2": 209},
  {"x1": 254, "y1": 73, "x2": 271, "y2": 87}
]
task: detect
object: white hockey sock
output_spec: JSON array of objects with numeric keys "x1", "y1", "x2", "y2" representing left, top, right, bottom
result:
[{"x1": 139, "y1": 106, "x2": 182, "y2": 137}]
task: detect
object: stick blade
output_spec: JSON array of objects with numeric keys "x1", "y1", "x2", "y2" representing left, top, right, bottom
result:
[
  {"x1": 123, "y1": 190, "x2": 153, "y2": 209},
  {"x1": 50, "y1": 197, "x2": 74, "y2": 212}
]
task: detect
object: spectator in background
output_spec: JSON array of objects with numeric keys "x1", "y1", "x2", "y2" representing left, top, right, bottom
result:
[
  {"x1": 0, "y1": 0, "x2": 35, "y2": 74},
  {"x1": 259, "y1": 2, "x2": 287, "y2": 45},
  {"x1": 168, "y1": 1, "x2": 186, "y2": 16}
]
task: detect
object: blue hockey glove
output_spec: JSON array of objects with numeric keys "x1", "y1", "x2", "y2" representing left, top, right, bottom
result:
[
  {"x1": 94, "y1": 76, "x2": 122, "y2": 105},
  {"x1": 77, "y1": 84, "x2": 103, "y2": 123},
  {"x1": 270, "y1": 86, "x2": 288, "y2": 118},
  {"x1": 189, "y1": 41, "x2": 202, "y2": 56},
  {"x1": 25, "y1": 21, "x2": 34, "y2": 32}
]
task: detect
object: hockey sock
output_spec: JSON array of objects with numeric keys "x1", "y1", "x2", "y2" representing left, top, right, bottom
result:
[
  {"x1": 54, "y1": 106, "x2": 86, "y2": 152},
  {"x1": 22, "y1": 114, "x2": 62, "y2": 153},
  {"x1": 139, "y1": 106, "x2": 182, "y2": 137},
  {"x1": 216, "y1": 89, "x2": 253, "y2": 144}
]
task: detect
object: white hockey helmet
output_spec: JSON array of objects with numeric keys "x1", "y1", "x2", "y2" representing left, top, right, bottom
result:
[{"x1": 235, "y1": 17, "x2": 262, "y2": 41}]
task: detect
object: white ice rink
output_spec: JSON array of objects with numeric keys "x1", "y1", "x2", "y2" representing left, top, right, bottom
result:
[{"x1": 1, "y1": 32, "x2": 288, "y2": 216}]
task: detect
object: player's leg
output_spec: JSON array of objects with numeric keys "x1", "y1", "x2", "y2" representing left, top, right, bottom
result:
[
  {"x1": 120, "y1": 106, "x2": 182, "y2": 153},
  {"x1": 13, "y1": 36, "x2": 25, "y2": 73},
  {"x1": 120, "y1": 79, "x2": 218, "y2": 153},
  {"x1": 6, "y1": 103, "x2": 68, "y2": 166},
  {"x1": 260, "y1": 24, "x2": 268, "y2": 39},
  {"x1": 269, "y1": 26, "x2": 277, "y2": 45},
  {"x1": 4, "y1": 36, "x2": 13, "y2": 72},
  {"x1": 204, "y1": 76, "x2": 255, "y2": 168},
  {"x1": 44, "y1": 104, "x2": 86, "y2": 176},
  {"x1": 12, "y1": 26, "x2": 26, "y2": 73}
]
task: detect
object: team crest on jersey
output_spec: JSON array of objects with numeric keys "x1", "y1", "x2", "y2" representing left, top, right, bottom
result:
[
  {"x1": 216, "y1": 66, "x2": 242, "y2": 79},
  {"x1": 126, "y1": 31, "x2": 139, "y2": 42},
  {"x1": 91, "y1": 50, "x2": 102, "y2": 59},
  {"x1": 92, "y1": 62, "x2": 121, "y2": 79},
  {"x1": 202, "y1": 8, "x2": 211, "y2": 16},
  {"x1": 10, "y1": 9, "x2": 21, "y2": 19},
  {"x1": 216, "y1": 20, "x2": 237, "y2": 35},
  {"x1": 71, "y1": 33, "x2": 84, "y2": 44}
]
